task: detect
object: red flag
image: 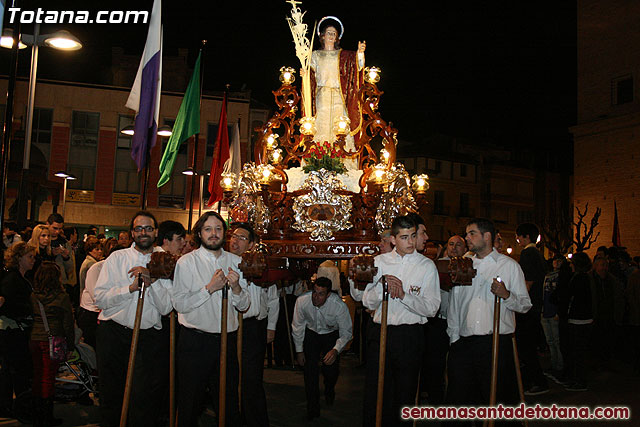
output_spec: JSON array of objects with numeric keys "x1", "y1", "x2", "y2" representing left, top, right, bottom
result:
[
  {"x1": 612, "y1": 200, "x2": 622, "y2": 247},
  {"x1": 207, "y1": 94, "x2": 230, "y2": 206}
]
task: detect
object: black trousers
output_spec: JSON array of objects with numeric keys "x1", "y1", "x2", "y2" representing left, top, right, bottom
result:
[
  {"x1": 565, "y1": 323, "x2": 592, "y2": 386},
  {"x1": 363, "y1": 323, "x2": 423, "y2": 427},
  {"x1": 76, "y1": 307, "x2": 99, "y2": 349},
  {"x1": 447, "y1": 334, "x2": 519, "y2": 406},
  {"x1": 241, "y1": 317, "x2": 269, "y2": 427},
  {"x1": 515, "y1": 310, "x2": 547, "y2": 388},
  {"x1": 0, "y1": 328, "x2": 32, "y2": 412},
  {"x1": 303, "y1": 328, "x2": 340, "y2": 415},
  {"x1": 151, "y1": 314, "x2": 172, "y2": 423},
  {"x1": 96, "y1": 320, "x2": 163, "y2": 427},
  {"x1": 421, "y1": 317, "x2": 449, "y2": 405},
  {"x1": 177, "y1": 326, "x2": 240, "y2": 427},
  {"x1": 274, "y1": 294, "x2": 296, "y2": 366}
]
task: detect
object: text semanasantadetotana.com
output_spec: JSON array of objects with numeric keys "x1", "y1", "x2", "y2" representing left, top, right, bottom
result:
[{"x1": 401, "y1": 404, "x2": 630, "y2": 421}]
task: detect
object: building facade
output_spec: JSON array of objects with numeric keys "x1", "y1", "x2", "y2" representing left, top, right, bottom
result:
[
  {"x1": 572, "y1": 0, "x2": 640, "y2": 256},
  {"x1": 1, "y1": 76, "x2": 255, "y2": 233}
]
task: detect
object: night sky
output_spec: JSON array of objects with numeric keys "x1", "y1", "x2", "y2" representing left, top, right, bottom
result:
[{"x1": 2, "y1": 0, "x2": 576, "y2": 156}]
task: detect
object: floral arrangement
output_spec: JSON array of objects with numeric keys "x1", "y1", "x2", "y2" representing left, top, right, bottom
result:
[{"x1": 302, "y1": 142, "x2": 347, "y2": 174}]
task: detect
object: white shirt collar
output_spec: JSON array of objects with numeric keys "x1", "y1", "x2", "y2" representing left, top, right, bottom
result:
[
  {"x1": 196, "y1": 245, "x2": 228, "y2": 260},
  {"x1": 472, "y1": 248, "x2": 501, "y2": 263}
]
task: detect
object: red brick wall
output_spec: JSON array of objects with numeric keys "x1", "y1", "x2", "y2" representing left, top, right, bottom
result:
[
  {"x1": 95, "y1": 129, "x2": 116, "y2": 204},
  {"x1": 49, "y1": 125, "x2": 70, "y2": 204},
  {"x1": 50, "y1": 125, "x2": 70, "y2": 180}
]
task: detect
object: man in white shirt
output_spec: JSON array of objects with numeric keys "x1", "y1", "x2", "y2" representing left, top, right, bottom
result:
[
  {"x1": 361, "y1": 215, "x2": 440, "y2": 427},
  {"x1": 422, "y1": 234, "x2": 467, "y2": 405},
  {"x1": 78, "y1": 243, "x2": 124, "y2": 350},
  {"x1": 172, "y1": 211, "x2": 250, "y2": 427},
  {"x1": 229, "y1": 223, "x2": 279, "y2": 427},
  {"x1": 156, "y1": 219, "x2": 187, "y2": 424},
  {"x1": 292, "y1": 277, "x2": 352, "y2": 420},
  {"x1": 78, "y1": 239, "x2": 103, "y2": 299},
  {"x1": 94, "y1": 211, "x2": 173, "y2": 427},
  {"x1": 157, "y1": 220, "x2": 186, "y2": 255},
  {"x1": 446, "y1": 218, "x2": 532, "y2": 408}
]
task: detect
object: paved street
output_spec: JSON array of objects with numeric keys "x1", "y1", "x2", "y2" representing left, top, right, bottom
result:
[{"x1": 1, "y1": 350, "x2": 638, "y2": 426}]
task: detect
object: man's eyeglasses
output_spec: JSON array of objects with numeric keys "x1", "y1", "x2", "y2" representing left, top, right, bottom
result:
[
  {"x1": 230, "y1": 234, "x2": 248, "y2": 241},
  {"x1": 133, "y1": 226, "x2": 155, "y2": 233}
]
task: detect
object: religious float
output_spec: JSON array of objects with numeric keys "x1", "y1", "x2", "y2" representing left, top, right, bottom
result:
[{"x1": 220, "y1": 2, "x2": 433, "y2": 285}]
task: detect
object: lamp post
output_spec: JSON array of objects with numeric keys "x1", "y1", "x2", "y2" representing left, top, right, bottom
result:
[
  {"x1": 54, "y1": 171, "x2": 76, "y2": 218},
  {"x1": 1, "y1": 23, "x2": 82, "y2": 224},
  {"x1": 14, "y1": 24, "x2": 82, "y2": 170},
  {"x1": 181, "y1": 168, "x2": 209, "y2": 232}
]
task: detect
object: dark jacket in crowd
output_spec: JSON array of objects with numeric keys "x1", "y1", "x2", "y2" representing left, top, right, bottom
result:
[
  {"x1": 30, "y1": 289, "x2": 74, "y2": 347},
  {"x1": 519, "y1": 246, "x2": 548, "y2": 312},
  {"x1": 567, "y1": 272, "x2": 595, "y2": 321},
  {"x1": 0, "y1": 269, "x2": 33, "y2": 328},
  {"x1": 27, "y1": 252, "x2": 56, "y2": 283}
]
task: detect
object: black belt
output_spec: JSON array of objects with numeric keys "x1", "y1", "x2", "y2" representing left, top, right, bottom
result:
[
  {"x1": 100, "y1": 319, "x2": 133, "y2": 330},
  {"x1": 181, "y1": 325, "x2": 237, "y2": 336}
]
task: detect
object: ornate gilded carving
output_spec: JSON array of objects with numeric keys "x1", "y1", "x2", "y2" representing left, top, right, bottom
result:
[
  {"x1": 375, "y1": 163, "x2": 418, "y2": 233},
  {"x1": 265, "y1": 240, "x2": 379, "y2": 258},
  {"x1": 229, "y1": 163, "x2": 271, "y2": 234},
  {"x1": 292, "y1": 170, "x2": 353, "y2": 241}
]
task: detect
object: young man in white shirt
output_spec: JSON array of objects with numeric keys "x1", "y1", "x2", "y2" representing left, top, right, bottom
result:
[
  {"x1": 172, "y1": 211, "x2": 250, "y2": 427},
  {"x1": 292, "y1": 277, "x2": 352, "y2": 420},
  {"x1": 446, "y1": 218, "x2": 532, "y2": 409},
  {"x1": 362, "y1": 215, "x2": 440, "y2": 426},
  {"x1": 94, "y1": 211, "x2": 173, "y2": 427}
]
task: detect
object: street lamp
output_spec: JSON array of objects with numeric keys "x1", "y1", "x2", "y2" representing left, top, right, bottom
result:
[
  {"x1": 1, "y1": 24, "x2": 83, "y2": 170},
  {"x1": 181, "y1": 168, "x2": 209, "y2": 231},
  {"x1": 0, "y1": 28, "x2": 27, "y2": 49},
  {"x1": 120, "y1": 124, "x2": 173, "y2": 137},
  {"x1": 54, "y1": 171, "x2": 76, "y2": 218},
  {"x1": 2, "y1": 24, "x2": 82, "y2": 222}
]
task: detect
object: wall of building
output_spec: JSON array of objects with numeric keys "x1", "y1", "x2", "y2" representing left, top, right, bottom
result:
[
  {"x1": 573, "y1": 0, "x2": 640, "y2": 256},
  {"x1": 1, "y1": 78, "x2": 252, "y2": 228}
]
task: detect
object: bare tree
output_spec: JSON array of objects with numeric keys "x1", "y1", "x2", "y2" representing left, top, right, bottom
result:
[
  {"x1": 573, "y1": 203, "x2": 601, "y2": 252},
  {"x1": 540, "y1": 207, "x2": 573, "y2": 256}
]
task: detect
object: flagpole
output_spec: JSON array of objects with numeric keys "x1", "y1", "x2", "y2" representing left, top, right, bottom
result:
[
  {"x1": 141, "y1": 142, "x2": 151, "y2": 209},
  {"x1": 187, "y1": 41, "x2": 207, "y2": 233},
  {"x1": 216, "y1": 85, "x2": 230, "y2": 215}
]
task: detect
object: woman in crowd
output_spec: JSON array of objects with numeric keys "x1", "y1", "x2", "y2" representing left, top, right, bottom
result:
[
  {"x1": 27, "y1": 225, "x2": 55, "y2": 281},
  {"x1": 30, "y1": 262, "x2": 74, "y2": 426},
  {"x1": 0, "y1": 242, "x2": 36, "y2": 421}
]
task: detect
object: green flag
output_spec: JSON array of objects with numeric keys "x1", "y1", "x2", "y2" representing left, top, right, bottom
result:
[{"x1": 157, "y1": 52, "x2": 201, "y2": 187}]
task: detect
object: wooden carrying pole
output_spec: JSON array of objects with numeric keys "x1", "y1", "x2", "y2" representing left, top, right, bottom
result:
[
  {"x1": 237, "y1": 312, "x2": 244, "y2": 413},
  {"x1": 281, "y1": 288, "x2": 296, "y2": 369},
  {"x1": 512, "y1": 335, "x2": 529, "y2": 427},
  {"x1": 169, "y1": 311, "x2": 176, "y2": 427},
  {"x1": 219, "y1": 284, "x2": 229, "y2": 426},
  {"x1": 485, "y1": 295, "x2": 501, "y2": 427},
  {"x1": 119, "y1": 274, "x2": 146, "y2": 427},
  {"x1": 375, "y1": 276, "x2": 389, "y2": 427}
]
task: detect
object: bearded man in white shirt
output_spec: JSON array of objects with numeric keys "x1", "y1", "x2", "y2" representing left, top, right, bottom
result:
[
  {"x1": 446, "y1": 218, "x2": 532, "y2": 410},
  {"x1": 172, "y1": 211, "x2": 250, "y2": 427},
  {"x1": 94, "y1": 211, "x2": 173, "y2": 427},
  {"x1": 292, "y1": 276, "x2": 352, "y2": 421},
  {"x1": 229, "y1": 222, "x2": 279, "y2": 427},
  {"x1": 361, "y1": 215, "x2": 440, "y2": 427}
]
